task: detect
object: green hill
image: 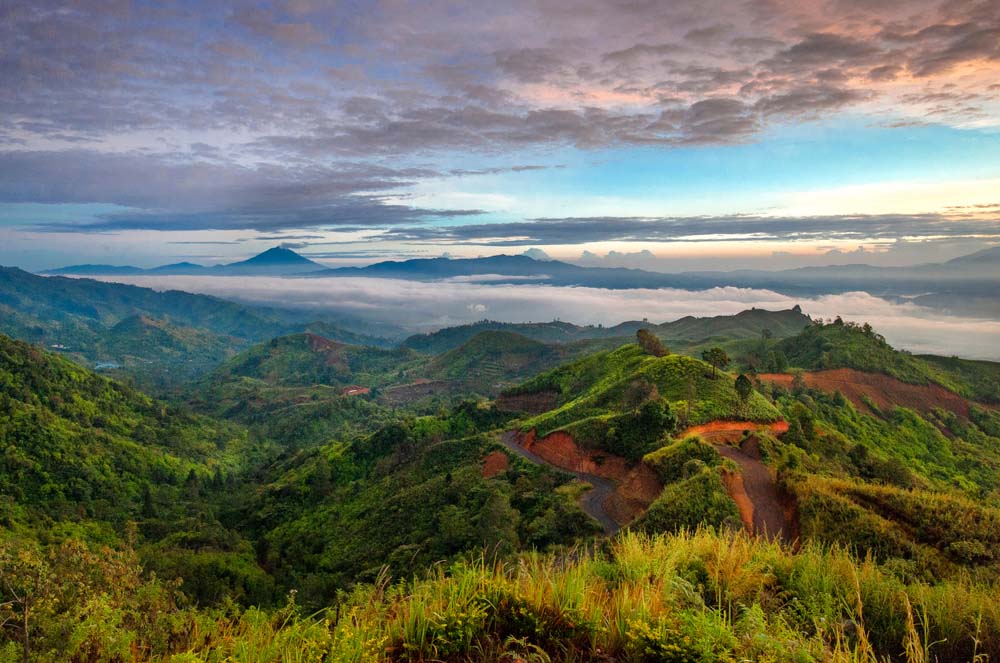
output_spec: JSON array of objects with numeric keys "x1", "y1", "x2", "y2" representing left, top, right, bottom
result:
[
  {"x1": 191, "y1": 333, "x2": 424, "y2": 447},
  {"x1": 0, "y1": 266, "x2": 385, "y2": 389},
  {"x1": 918, "y1": 353, "x2": 1000, "y2": 403},
  {"x1": 423, "y1": 330, "x2": 593, "y2": 395},
  {"x1": 205, "y1": 333, "x2": 421, "y2": 389},
  {"x1": 0, "y1": 333, "x2": 251, "y2": 526},
  {"x1": 508, "y1": 343, "x2": 779, "y2": 459},
  {"x1": 243, "y1": 405, "x2": 598, "y2": 602},
  {"x1": 403, "y1": 307, "x2": 811, "y2": 354},
  {"x1": 776, "y1": 320, "x2": 938, "y2": 382},
  {"x1": 767, "y1": 319, "x2": 1000, "y2": 401},
  {"x1": 403, "y1": 320, "x2": 596, "y2": 353},
  {"x1": 650, "y1": 305, "x2": 810, "y2": 342}
]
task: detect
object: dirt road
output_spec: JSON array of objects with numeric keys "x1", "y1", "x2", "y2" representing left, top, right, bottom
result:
[
  {"x1": 714, "y1": 441, "x2": 792, "y2": 543},
  {"x1": 498, "y1": 431, "x2": 620, "y2": 535}
]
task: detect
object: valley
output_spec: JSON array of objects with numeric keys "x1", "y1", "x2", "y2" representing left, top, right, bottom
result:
[{"x1": 2, "y1": 268, "x2": 1000, "y2": 662}]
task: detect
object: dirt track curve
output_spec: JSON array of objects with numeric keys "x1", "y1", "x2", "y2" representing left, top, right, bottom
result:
[
  {"x1": 680, "y1": 421, "x2": 795, "y2": 543},
  {"x1": 499, "y1": 431, "x2": 620, "y2": 535},
  {"x1": 714, "y1": 441, "x2": 792, "y2": 542}
]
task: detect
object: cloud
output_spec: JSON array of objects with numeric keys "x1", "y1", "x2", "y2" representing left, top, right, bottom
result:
[
  {"x1": 377, "y1": 212, "x2": 1000, "y2": 246},
  {"x1": 2, "y1": 0, "x2": 999, "y2": 237},
  {"x1": 82, "y1": 274, "x2": 1000, "y2": 359},
  {"x1": 521, "y1": 248, "x2": 552, "y2": 260},
  {"x1": 0, "y1": 150, "x2": 483, "y2": 232}
]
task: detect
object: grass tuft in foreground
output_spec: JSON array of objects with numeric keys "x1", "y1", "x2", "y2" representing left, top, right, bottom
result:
[{"x1": 4, "y1": 528, "x2": 998, "y2": 662}]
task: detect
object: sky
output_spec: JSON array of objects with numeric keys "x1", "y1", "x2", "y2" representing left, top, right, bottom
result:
[{"x1": 2, "y1": 0, "x2": 1000, "y2": 271}]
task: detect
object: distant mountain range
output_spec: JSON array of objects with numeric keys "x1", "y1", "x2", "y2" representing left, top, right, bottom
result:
[
  {"x1": 313, "y1": 247, "x2": 1000, "y2": 317},
  {"x1": 43, "y1": 245, "x2": 1000, "y2": 317},
  {"x1": 314, "y1": 246, "x2": 1000, "y2": 287},
  {"x1": 45, "y1": 246, "x2": 328, "y2": 276}
]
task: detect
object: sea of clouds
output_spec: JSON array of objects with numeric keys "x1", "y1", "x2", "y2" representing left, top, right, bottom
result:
[{"x1": 92, "y1": 275, "x2": 1000, "y2": 360}]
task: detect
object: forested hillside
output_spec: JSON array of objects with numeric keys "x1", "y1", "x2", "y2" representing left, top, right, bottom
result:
[
  {"x1": 0, "y1": 334, "x2": 250, "y2": 525},
  {"x1": 0, "y1": 267, "x2": 386, "y2": 390},
  {"x1": 3, "y1": 309, "x2": 1000, "y2": 662}
]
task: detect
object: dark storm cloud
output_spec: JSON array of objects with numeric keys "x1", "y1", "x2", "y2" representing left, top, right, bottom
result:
[{"x1": 377, "y1": 213, "x2": 1000, "y2": 246}]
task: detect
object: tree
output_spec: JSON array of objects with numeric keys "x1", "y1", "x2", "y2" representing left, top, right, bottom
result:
[
  {"x1": 735, "y1": 374, "x2": 753, "y2": 402},
  {"x1": 608, "y1": 400, "x2": 677, "y2": 462},
  {"x1": 636, "y1": 329, "x2": 668, "y2": 357},
  {"x1": 0, "y1": 541, "x2": 50, "y2": 663},
  {"x1": 702, "y1": 347, "x2": 730, "y2": 378}
]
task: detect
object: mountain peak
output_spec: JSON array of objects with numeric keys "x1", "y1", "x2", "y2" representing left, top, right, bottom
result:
[
  {"x1": 239, "y1": 246, "x2": 316, "y2": 265},
  {"x1": 220, "y1": 246, "x2": 327, "y2": 274},
  {"x1": 945, "y1": 246, "x2": 1000, "y2": 266}
]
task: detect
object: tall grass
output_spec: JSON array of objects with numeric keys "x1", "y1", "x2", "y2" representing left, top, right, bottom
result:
[{"x1": 82, "y1": 528, "x2": 996, "y2": 663}]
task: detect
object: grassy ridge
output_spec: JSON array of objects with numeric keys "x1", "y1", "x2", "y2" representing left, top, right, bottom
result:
[
  {"x1": 769, "y1": 320, "x2": 1000, "y2": 403},
  {"x1": 422, "y1": 330, "x2": 593, "y2": 395},
  {"x1": 513, "y1": 344, "x2": 779, "y2": 440},
  {"x1": 206, "y1": 333, "x2": 420, "y2": 389}
]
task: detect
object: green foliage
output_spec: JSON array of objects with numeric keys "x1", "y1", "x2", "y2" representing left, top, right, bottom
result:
[
  {"x1": 0, "y1": 334, "x2": 249, "y2": 524},
  {"x1": 7, "y1": 530, "x2": 1000, "y2": 663},
  {"x1": 701, "y1": 346, "x2": 730, "y2": 377},
  {"x1": 644, "y1": 435, "x2": 721, "y2": 484},
  {"x1": 207, "y1": 333, "x2": 420, "y2": 390},
  {"x1": 918, "y1": 354, "x2": 1000, "y2": 403},
  {"x1": 638, "y1": 467, "x2": 740, "y2": 533},
  {"x1": 779, "y1": 386, "x2": 1000, "y2": 495},
  {"x1": 241, "y1": 406, "x2": 594, "y2": 607},
  {"x1": 789, "y1": 475, "x2": 1000, "y2": 579},
  {"x1": 605, "y1": 399, "x2": 677, "y2": 462},
  {"x1": 515, "y1": 345, "x2": 779, "y2": 446},
  {"x1": 423, "y1": 330, "x2": 589, "y2": 395},
  {"x1": 735, "y1": 373, "x2": 752, "y2": 401}
]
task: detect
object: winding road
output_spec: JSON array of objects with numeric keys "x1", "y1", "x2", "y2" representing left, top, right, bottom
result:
[
  {"x1": 498, "y1": 423, "x2": 796, "y2": 542},
  {"x1": 499, "y1": 431, "x2": 621, "y2": 535},
  {"x1": 714, "y1": 442, "x2": 792, "y2": 542}
]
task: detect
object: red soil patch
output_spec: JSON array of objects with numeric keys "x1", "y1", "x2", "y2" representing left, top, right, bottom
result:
[
  {"x1": 680, "y1": 420, "x2": 789, "y2": 443},
  {"x1": 481, "y1": 450, "x2": 509, "y2": 478},
  {"x1": 341, "y1": 385, "x2": 370, "y2": 396},
  {"x1": 758, "y1": 369, "x2": 971, "y2": 417},
  {"x1": 606, "y1": 464, "x2": 663, "y2": 523},
  {"x1": 721, "y1": 470, "x2": 754, "y2": 533},
  {"x1": 716, "y1": 438, "x2": 796, "y2": 543},
  {"x1": 515, "y1": 429, "x2": 663, "y2": 525},
  {"x1": 516, "y1": 429, "x2": 632, "y2": 480}
]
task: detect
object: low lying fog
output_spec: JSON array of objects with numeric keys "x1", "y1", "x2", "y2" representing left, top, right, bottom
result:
[{"x1": 94, "y1": 275, "x2": 1000, "y2": 360}]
